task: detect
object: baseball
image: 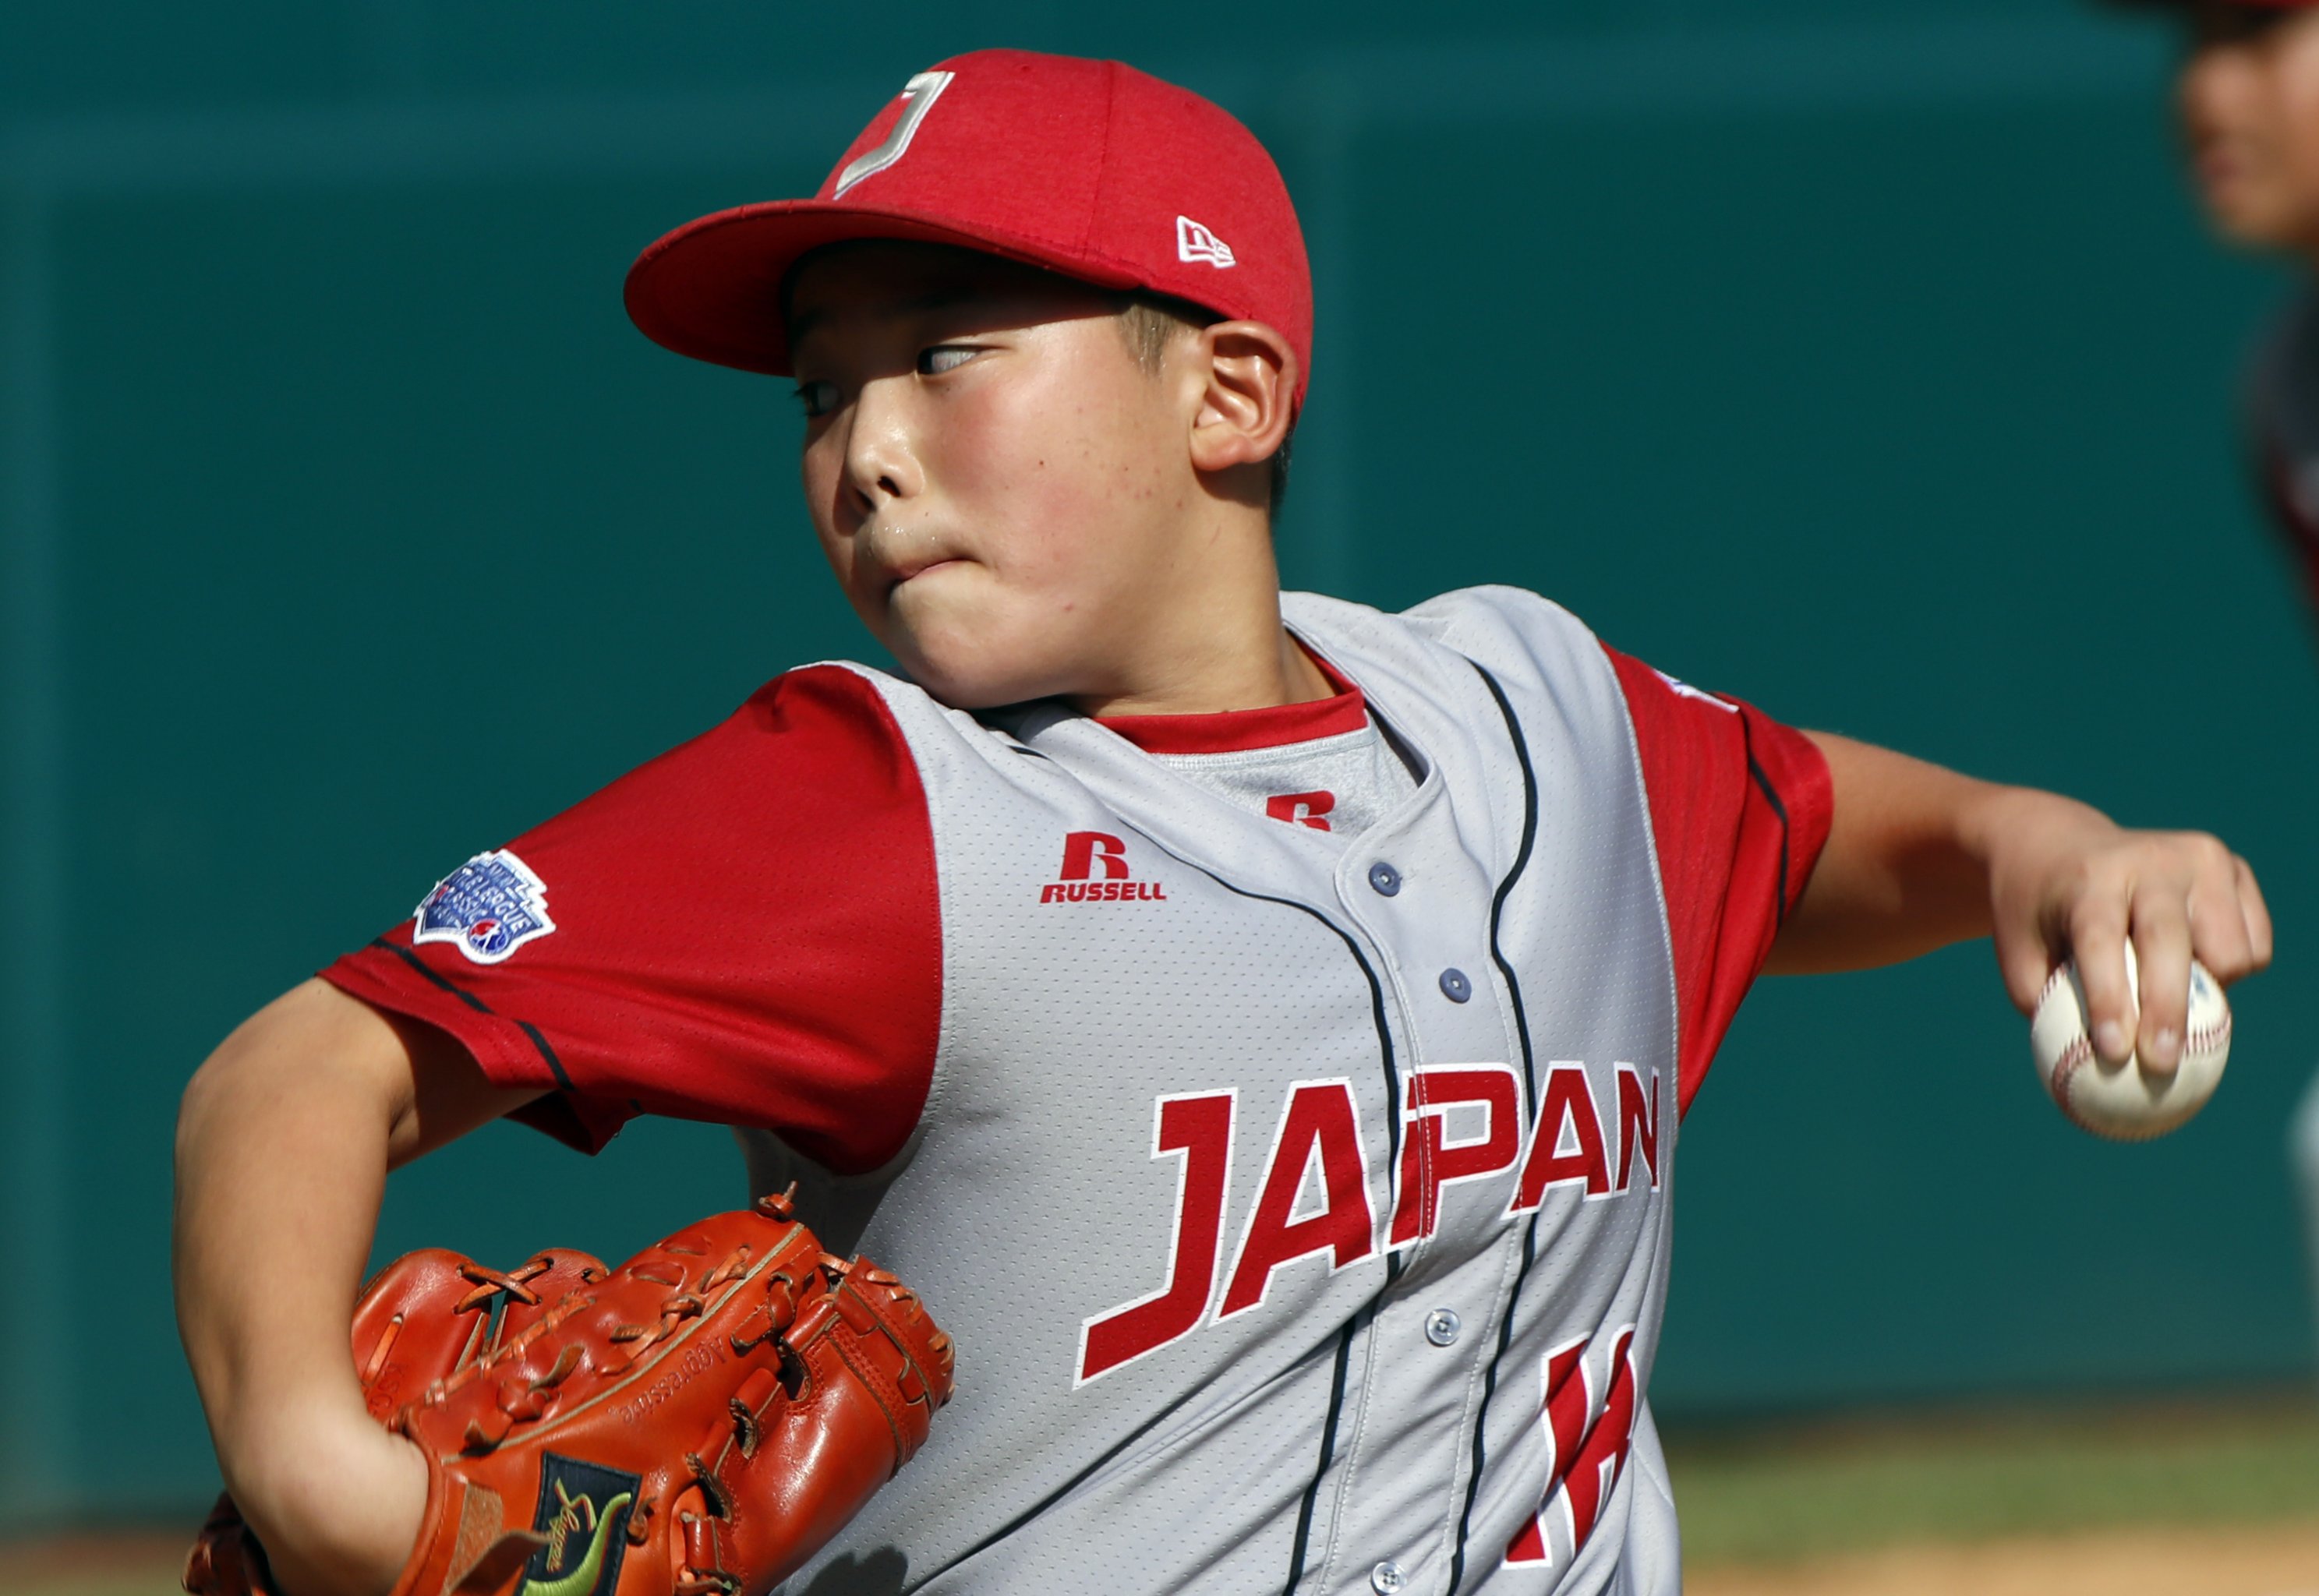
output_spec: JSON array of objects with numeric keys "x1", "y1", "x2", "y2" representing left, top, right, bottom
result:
[{"x1": 2030, "y1": 945, "x2": 2231, "y2": 1141}]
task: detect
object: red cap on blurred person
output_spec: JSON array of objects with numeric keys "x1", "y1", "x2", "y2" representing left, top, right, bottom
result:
[{"x1": 624, "y1": 50, "x2": 1313, "y2": 405}]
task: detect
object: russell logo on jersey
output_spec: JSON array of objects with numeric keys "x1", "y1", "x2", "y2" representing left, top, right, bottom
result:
[
  {"x1": 1038, "y1": 831, "x2": 1168, "y2": 904},
  {"x1": 1036, "y1": 798, "x2": 1338, "y2": 904}
]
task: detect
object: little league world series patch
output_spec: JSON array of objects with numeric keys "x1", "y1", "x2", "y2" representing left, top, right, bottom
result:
[{"x1": 414, "y1": 848, "x2": 556, "y2": 964}]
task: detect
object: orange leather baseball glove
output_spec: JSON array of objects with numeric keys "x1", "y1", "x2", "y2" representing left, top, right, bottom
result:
[{"x1": 185, "y1": 1191, "x2": 953, "y2": 1596}]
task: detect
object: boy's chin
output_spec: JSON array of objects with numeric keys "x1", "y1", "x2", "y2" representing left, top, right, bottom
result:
[
  {"x1": 878, "y1": 610, "x2": 1106, "y2": 711},
  {"x1": 886, "y1": 647, "x2": 1069, "y2": 712},
  {"x1": 2199, "y1": 182, "x2": 2317, "y2": 251}
]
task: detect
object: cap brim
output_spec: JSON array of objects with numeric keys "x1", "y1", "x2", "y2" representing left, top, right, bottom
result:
[{"x1": 624, "y1": 199, "x2": 1144, "y2": 377}]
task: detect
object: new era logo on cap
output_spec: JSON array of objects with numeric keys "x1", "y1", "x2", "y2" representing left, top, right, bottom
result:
[
  {"x1": 623, "y1": 49, "x2": 1314, "y2": 406},
  {"x1": 1175, "y1": 216, "x2": 1236, "y2": 269}
]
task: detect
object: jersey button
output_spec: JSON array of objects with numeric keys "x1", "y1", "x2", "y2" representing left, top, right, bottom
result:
[
  {"x1": 1370, "y1": 1562, "x2": 1407, "y2": 1594},
  {"x1": 1438, "y1": 968, "x2": 1472, "y2": 1003},
  {"x1": 1367, "y1": 862, "x2": 1402, "y2": 896},
  {"x1": 1424, "y1": 1307, "x2": 1462, "y2": 1347}
]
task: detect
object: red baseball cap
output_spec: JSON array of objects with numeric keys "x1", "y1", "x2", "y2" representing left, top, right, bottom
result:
[{"x1": 624, "y1": 49, "x2": 1313, "y2": 405}]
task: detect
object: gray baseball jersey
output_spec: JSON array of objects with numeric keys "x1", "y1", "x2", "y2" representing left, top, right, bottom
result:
[{"x1": 328, "y1": 584, "x2": 1830, "y2": 1595}]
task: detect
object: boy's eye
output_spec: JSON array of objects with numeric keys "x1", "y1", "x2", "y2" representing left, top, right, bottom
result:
[
  {"x1": 794, "y1": 379, "x2": 839, "y2": 418},
  {"x1": 919, "y1": 345, "x2": 979, "y2": 376}
]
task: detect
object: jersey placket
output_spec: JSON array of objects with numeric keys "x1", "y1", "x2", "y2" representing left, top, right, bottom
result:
[
  {"x1": 1001, "y1": 705, "x2": 1518, "y2": 1595},
  {"x1": 1306, "y1": 775, "x2": 1536, "y2": 1596}
]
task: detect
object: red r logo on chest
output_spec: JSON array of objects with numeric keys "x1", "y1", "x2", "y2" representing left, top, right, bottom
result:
[
  {"x1": 1264, "y1": 791, "x2": 1335, "y2": 832},
  {"x1": 1059, "y1": 832, "x2": 1131, "y2": 880}
]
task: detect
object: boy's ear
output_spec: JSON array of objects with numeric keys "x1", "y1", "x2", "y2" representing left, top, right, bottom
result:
[{"x1": 1186, "y1": 320, "x2": 1298, "y2": 479}]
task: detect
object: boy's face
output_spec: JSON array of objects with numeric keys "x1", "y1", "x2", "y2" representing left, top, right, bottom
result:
[
  {"x1": 787, "y1": 242, "x2": 1209, "y2": 710},
  {"x1": 2178, "y1": 4, "x2": 2319, "y2": 251}
]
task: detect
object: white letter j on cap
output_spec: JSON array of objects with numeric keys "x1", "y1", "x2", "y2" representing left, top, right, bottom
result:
[{"x1": 833, "y1": 70, "x2": 956, "y2": 198}]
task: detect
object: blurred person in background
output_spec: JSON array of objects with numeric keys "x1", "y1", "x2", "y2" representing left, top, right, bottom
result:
[{"x1": 2134, "y1": 0, "x2": 2319, "y2": 1374}]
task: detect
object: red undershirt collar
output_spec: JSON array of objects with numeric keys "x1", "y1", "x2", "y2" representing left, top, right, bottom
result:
[{"x1": 1097, "y1": 650, "x2": 1366, "y2": 756}]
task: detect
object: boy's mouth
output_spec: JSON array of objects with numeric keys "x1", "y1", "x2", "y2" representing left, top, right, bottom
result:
[
  {"x1": 861, "y1": 523, "x2": 967, "y2": 595},
  {"x1": 886, "y1": 556, "x2": 965, "y2": 595},
  {"x1": 2190, "y1": 132, "x2": 2264, "y2": 192}
]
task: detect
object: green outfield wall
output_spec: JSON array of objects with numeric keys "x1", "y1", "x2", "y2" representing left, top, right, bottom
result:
[{"x1": 4, "y1": 0, "x2": 2314, "y2": 1521}]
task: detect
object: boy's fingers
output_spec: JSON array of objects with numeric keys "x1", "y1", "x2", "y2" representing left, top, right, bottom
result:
[
  {"x1": 2129, "y1": 895, "x2": 2193, "y2": 1078},
  {"x1": 1998, "y1": 930, "x2": 2057, "y2": 1017},
  {"x1": 2187, "y1": 861, "x2": 2256, "y2": 984},
  {"x1": 2069, "y1": 906, "x2": 2137, "y2": 1068},
  {"x1": 2236, "y1": 855, "x2": 2275, "y2": 973}
]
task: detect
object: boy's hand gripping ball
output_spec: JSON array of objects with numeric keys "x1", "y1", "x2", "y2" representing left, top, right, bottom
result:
[
  {"x1": 183, "y1": 1191, "x2": 954, "y2": 1596},
  {"x1": 2031, "y1": 943, "x2": 2232, "y2": 1141}
]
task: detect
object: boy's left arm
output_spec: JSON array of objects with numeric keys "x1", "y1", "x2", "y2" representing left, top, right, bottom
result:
[{"x1": 1767, "y1": 732, "x2": 2273, "y2": 1074}]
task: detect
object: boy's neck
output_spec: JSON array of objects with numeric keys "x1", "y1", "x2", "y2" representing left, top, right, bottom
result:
[
  {"x1": 1066, "y1": 617, "x2": 1336, "y2": 722},
  {"x1": 1048, "y1": 482, "x2": 1325, "y2": 722}
]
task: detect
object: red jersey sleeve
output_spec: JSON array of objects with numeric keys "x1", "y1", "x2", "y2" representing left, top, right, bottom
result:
[
  {"x1": 1603, "y1": 645, "x2": 1833, "y2": 1117},
  {"x1": 321, "y1": 665, "x2": 942, "y2": 1172}
]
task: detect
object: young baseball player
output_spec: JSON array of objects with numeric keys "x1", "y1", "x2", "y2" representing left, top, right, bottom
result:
[
  {"x1": 174, "y1": 48, "x2": 2271, "y2": 1596},
  {"x1": 2165, "y1": 0, "x2": 2319, "y2": 606},
  {"x1": 2123, "y1": 0, "x2": 2319, "y2": 1400}
]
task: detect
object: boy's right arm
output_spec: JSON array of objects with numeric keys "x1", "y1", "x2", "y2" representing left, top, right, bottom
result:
[{"x1": 173, "y1": 979, "x2": 544, "y2": 1596}]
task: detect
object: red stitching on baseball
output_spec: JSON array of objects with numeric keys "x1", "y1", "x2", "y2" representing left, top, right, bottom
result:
[
  {"x1": 2049, "y1": 1034, "x2": 2095, "y2": 1130},
  {"x1": 2036, "y1": 964, "x2": 2071, "y2": 1014},
  {"x1": 2047, "y1": 995, "x2": 2229, "y2": 1139},
  {"x1": 2185, "y1": 1012, "x2": 2232, "y2": 1058}
]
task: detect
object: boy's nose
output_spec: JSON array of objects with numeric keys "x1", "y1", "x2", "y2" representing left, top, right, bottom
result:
[{"x1": 843, "y1": 384, "x2": 925, "y2": 511}]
